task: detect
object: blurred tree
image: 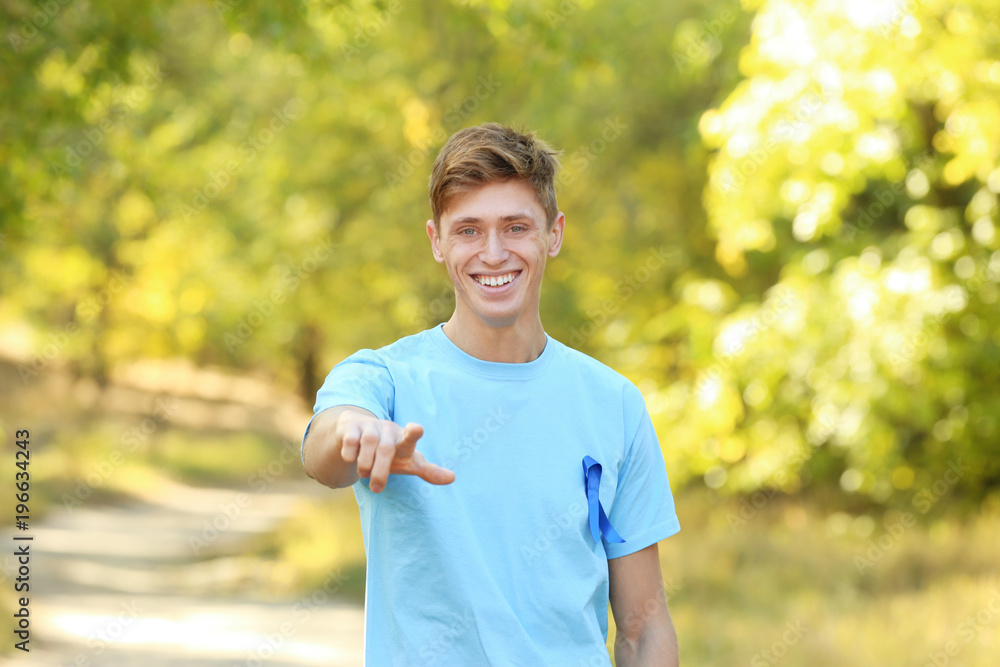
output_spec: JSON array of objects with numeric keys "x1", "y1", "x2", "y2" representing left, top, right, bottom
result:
[
  {"x1": 684, "y1": 0, "x2": 1000, "y2": 504},
  {"x1": 2, "y1": 0, "x2": 996, "y2": 505}
]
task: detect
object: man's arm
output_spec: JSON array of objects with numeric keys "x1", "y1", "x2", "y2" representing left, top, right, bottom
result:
[
  {"x1": 609, "y1": 543, "x2": 679, "y2": 667},
  {"x1": 302, "y1": 405, "x2": 455, "y2": 493}
]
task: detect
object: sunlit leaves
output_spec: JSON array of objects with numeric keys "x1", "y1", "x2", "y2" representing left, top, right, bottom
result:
[
  {"x1": 696, "y1": 0, "x2": 1000, "y2": 503},
  {"x1": 1, "y1": 0, "x2": 997, "y2": 507}
]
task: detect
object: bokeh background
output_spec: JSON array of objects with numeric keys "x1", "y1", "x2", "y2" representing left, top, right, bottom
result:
[{"x1": 2, "y1": 0, "x2": 999, "y2": 664}]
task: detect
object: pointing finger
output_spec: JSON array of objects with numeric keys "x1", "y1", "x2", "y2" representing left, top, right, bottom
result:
[
  {"x1": 391, "y1": 450, "x2": 455, "y2": 486},
  {"x1": 417, "y1": 461, "x2": 456, "y2": 486}
]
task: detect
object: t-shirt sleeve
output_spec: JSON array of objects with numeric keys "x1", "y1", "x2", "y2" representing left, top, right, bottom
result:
[
  {"x1": 604, "y1": 383, "x2": 681, "y2": 559},
  {"x1": 300, "y1": 348, "x2": 395, "y2": 464}
]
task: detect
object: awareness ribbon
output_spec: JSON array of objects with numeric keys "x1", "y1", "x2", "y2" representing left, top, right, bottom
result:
[{"x1": 582, "y1": 456, "x2": 625, "y2": 545}]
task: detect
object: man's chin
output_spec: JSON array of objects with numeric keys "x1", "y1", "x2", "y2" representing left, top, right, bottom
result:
[{"x1": 452, "y1": 303, "x2": 522, "y2": 330}]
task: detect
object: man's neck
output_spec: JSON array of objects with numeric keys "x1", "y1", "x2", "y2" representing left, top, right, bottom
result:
[{"x1": 442, "y1": 312, "x2": 547, "y2": 363}]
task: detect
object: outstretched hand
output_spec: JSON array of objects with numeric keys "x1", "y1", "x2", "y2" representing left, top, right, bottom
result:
[{"x1": 337, "y1": 414, "x2": 455, "y2": 493}]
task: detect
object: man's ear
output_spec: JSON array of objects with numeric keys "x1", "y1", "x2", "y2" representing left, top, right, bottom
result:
[
  {"x1": 547, "y1": 212, "x2": 566, "y2": 258},
  {"x1": 426, "y1": 219, "x2": 445, "y2": 263}
]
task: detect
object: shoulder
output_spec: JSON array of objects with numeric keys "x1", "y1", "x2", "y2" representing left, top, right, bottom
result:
[
  {"x1": 343, "y1": 328, "x2": 437, "y2": 365},
  {"x1": 547, "y1": 336, "x2": 645, "y2": 406}
]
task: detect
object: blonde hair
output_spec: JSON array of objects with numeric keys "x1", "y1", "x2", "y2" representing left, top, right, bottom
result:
[{"x1": 429, "y1": 123, "x2": 561, "y2": 228}]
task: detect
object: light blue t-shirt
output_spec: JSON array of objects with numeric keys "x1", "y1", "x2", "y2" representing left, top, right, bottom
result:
[{"x1": 306, "y1": 324, "x2": 680, "y2": 666}]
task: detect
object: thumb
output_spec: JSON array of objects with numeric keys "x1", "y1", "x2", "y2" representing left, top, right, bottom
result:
[{"x1": 394, "y1": 422, "x2": 424, "y2": 458}]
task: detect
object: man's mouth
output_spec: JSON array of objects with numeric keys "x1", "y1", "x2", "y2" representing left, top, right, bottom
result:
[{"x1": 472, "y1": 271, "x2": 520, "y2": 287}]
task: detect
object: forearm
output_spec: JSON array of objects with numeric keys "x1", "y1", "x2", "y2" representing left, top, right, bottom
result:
[
  {"x1": 614, "y1": 614, "x2": 679, "y2": 667},
  {"x1": 301, "y1": 405, "x2": 374, "y2": 488}
]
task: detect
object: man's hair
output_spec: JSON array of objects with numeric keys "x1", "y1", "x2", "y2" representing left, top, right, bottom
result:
[{"x1": 429, "y1": 123, "x2": 562, "y2": 228}]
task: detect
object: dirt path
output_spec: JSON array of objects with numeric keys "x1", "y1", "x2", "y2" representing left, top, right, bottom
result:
[{"x1": 0, "y1": 479, "x2": 365, "y2": 666}]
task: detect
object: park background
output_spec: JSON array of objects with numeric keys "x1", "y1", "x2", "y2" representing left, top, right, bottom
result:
[{"x1": 1, "y1": 0, "x2": 999, "y2": 664}]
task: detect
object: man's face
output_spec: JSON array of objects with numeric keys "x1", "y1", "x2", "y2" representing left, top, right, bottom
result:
[{"x1": 426, "y1": 179, "x2": 565, "y2": 329}]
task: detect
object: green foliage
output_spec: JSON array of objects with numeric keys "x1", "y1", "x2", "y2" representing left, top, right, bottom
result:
[
  {"x1": 1, "y1": 0, "x2": 997, "y2": 506},
  {"x1": 688, "y1": 0, "x2": 1000, "y2": 504}
]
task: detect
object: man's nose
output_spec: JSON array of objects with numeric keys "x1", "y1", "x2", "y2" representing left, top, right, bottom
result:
[{"x1": 480, "y1": 230, "x2": 508, "y2": 263}]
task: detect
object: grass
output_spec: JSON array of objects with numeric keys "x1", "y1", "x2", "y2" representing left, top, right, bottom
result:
[
  {"x1": 240, "y1": 490, "x2": 369, "y2": 604},
  {"x1": 629, "y1": 489, "x2": 1000, "y2": 666}
]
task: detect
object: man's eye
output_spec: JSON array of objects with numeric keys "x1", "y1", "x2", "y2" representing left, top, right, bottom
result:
[
  {"x1": 461, "y1": 228, "x2": 476, "y2": 235},
  {"x1": 510, "y1": 225, "x2": 524, "y2": 232}
]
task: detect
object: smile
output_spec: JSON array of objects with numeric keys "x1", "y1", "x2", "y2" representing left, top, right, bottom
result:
[{"x1": 472, "y1": 271, "x2": 520, "y2": 287}]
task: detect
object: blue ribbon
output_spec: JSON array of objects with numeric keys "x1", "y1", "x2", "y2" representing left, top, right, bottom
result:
[{"x1": 582, "y1": 456, "x2": 624, "y2": 545}]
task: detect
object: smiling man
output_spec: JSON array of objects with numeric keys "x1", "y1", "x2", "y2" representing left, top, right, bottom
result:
[{"x1": 302, "y1": 123, "x2": 681, "y2": 666}]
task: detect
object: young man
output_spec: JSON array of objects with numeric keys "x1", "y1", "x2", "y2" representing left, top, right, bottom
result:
[{"x1": 302, "y1": 123, "x2": 680, "y2": 666}]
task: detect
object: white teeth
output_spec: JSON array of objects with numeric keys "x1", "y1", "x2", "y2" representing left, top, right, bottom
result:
[{"x1": 476, "y1": 272, "x2": 516, "y2": 286}]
